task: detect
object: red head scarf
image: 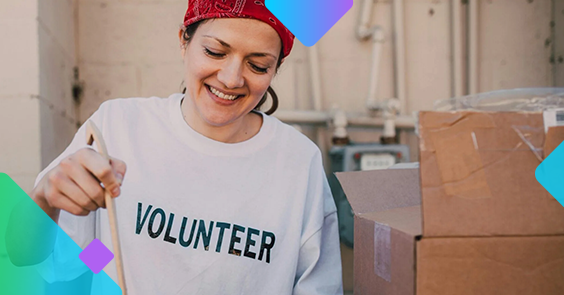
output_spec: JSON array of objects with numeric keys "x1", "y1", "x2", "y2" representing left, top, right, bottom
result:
[{"x1": 183, "y1": 0, "x2": 295, "y2": 58}]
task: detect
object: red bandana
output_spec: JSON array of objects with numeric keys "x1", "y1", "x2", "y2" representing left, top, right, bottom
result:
[{"x1": 183, "y1": 0, "x2": 295, "y2": 58}]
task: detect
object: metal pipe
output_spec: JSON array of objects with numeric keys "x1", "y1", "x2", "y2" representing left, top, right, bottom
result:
[
  {"x1": 366, "y1": 27, "x2": 385, "y2": 110},
  {"x1": 452, "y1": 0, "x2": 464, "y2": 97},
  {"x1": 309, "y1": 46, "x2": 323, "y2": 111},
  {"x1": 469, "y1": 0, "x2": 479, "y2": 94},
  {"x1": 393, "y1": 0, "x2": 407, "y2": 114},
  {"x1": 356, "y1": 0, "x2": 375, "y2": 40},
  {"x1": 348, "y1": 114, "x2": 414, "y2": 129},
  {"x1": 274, "y1": 110, "x2": 331, "y2": 125},
  {"x1": 274, "y1": 110, "x2": 415, "y2": 129},
  {"x1": 307, "y1": 45, "x2": 328, "y2": 169}
]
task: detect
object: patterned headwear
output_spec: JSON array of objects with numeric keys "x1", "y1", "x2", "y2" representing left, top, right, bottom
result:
[{"x1": 183, "y1": 0, "x2": 295, "y2": 58}]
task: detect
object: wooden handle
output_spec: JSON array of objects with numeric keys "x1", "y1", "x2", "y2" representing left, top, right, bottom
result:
[{"x1": 85, "y1": 120, "x2": 128, "y2": 295}]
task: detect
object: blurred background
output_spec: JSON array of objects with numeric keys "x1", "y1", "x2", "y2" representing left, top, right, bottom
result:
[{"x1": 1, "y1": 0, "x2": 563, "y2": 293}]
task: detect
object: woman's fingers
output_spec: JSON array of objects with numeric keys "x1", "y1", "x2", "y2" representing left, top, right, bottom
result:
[
  {"x1": 110, "y1": 157, "x2": 127, "y2": 186},
  {"x1": 40, "y1": 147, "x2": 127, "y2": 216},
  {"x1": 43, "y1": 177, "x2": 90, "y2": 216},
  {"x1": 75, "y1": 148, "x2": 123, "y2": 198},
  {"x1": 60, "y1": 155, "x2": 106, "y2": 208},
  {"x1": 56, "y1": 176, "x2": 99, "y2": 212}
]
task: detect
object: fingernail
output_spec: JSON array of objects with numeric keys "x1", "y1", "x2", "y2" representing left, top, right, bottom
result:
[
  {"x1": 116, "y1": 173, "x2": 124, "y2": 185},
  {"x1": 111, "y1": 186, "x2": 120, "y2": 197}
]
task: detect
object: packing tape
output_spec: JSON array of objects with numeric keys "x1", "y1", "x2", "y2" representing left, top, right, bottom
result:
[{"x1": 374, "y1": 222, "x2": 391, "y2": 282}]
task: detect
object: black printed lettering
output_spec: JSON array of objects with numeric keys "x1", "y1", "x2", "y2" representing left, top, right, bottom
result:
[
  {"x1": 134, "y1": 204, "x2": 276, "y2": 264},
  {"x1": 258, "y1": 231, "x2": 276, "y2": 263},
  {"x1": 194, "y1": 220, "x2": 214, "y2": 251},
  {"x1": 229, "y1": 224, "x2": 245, "y2": 256},
  {"x1": 135, "y1": 202, "x2": 153, "y2": 235},
  {"x1": 244, "y1": 227, "x2": 260, "y2": 259},
  {"x1": 147, "y1": 208, "x2": 166, "y2": 239},
  {"x1": 163, "y1": 213, "x2": 177, "y2": 244},
  {"x1": 179, "y1": 217, "x2": 198, "y2": 248},
  {"x1": 215, "y1": 222, "x2": 231, "y2": 253}
]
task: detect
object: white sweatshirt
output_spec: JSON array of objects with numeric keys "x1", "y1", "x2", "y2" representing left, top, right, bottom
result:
[{"x1": 35, "y1": 93, "x2": 343, "y2": 295}]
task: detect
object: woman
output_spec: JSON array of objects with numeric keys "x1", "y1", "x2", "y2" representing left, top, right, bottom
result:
[{"x1": 17, "y1": 0, "x2": 343, "y2": 294}]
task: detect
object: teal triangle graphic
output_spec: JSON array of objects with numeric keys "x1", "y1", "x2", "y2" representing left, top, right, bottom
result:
[
  {"x1": 535, "y1": 142, "x2": 564, "y2": 208},
  {"x1": 0, "y1": 173, "x2": 122, "y2": 295}
]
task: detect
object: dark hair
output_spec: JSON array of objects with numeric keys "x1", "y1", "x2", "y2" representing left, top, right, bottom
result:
[{"x1": 181, "y1": 20, "x2": 284, "y2": 115}]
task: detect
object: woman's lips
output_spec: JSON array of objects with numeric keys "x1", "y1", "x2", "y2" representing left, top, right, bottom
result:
[{"x1": 205, "y1": 85, "x2": 242, "y2": 106}]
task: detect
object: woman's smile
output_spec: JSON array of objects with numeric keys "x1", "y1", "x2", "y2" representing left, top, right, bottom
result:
[{"x1": 206, "y1": 84, "x2": 244, "y2": 106}]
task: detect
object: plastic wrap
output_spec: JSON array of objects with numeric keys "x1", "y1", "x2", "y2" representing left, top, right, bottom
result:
[{"x1": 433, "y1": 88, "x2": 564, "y2": 112}]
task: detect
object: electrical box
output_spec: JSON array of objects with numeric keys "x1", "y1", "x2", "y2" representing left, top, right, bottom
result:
[{"x1": 327, "y1": 143, "x2": 410, "y2": 247}]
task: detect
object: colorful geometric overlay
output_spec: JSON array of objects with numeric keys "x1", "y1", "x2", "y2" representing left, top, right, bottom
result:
[
  {"x1": 266, "y1": 0, "x2": 353, "y2": 47},
  {"x1": 79, "y1": 239, "x2": 114, "y2": 274},
  {"x1": 535, "y1": 142, "x2": 564, "y2": 208},
  {"x1": 0, "y1": 173, "x2": 122, "y2": 295}
]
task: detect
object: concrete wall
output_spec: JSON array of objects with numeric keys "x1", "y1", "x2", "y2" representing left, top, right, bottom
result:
[
  {"x1": 0, "y1": 0, "x2": 42, "y2": 192},
  {"x1": 76, "y1": 0, "x2": 559, "y2": 126},
  {"x1": 77, "y1": 0, "x2": 187, "y2": 118},
  {"x1": 0, "y1": 0, "x2": 77, "y2": 193},
  {"x1": 479, "y1": 0, "x2": 553, "y2": 91},
  {"x1": 38, "y1": 0, "x2": 78, "y2": 170},
  {"x1": 555, "y1": 0, "x2": 564, "y2": 87}
]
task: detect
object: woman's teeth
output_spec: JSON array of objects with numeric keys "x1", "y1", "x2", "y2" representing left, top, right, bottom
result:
[{"x1": 209, "y1": 86, "x2": 238, "y2": 101}]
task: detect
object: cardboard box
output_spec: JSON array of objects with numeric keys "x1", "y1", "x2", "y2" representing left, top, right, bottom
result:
[
  {"x1": 419, "y1": 111, "x2": 564, "y2": 236},
  {"x1": 337, "y1": 168, "x2": 564, "y2": 295}
]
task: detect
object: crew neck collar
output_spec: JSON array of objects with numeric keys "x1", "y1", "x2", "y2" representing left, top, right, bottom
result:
[{"x1": 168, "y1": 93, "x2": 275, "y2": 157}]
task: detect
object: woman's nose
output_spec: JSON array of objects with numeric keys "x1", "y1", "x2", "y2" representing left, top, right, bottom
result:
[{"x1": 217, "y1": 59, "x2": 245, "y2": 89}]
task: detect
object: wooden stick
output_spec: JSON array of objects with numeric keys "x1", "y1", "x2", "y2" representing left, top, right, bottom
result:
[{"x1": 86, "y1": 120, "x2": 127, "y2": 295}]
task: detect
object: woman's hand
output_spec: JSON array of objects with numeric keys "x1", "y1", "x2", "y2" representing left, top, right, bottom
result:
[{"x1": 32, "y1": 147, "x2": 127, "y2": 222}]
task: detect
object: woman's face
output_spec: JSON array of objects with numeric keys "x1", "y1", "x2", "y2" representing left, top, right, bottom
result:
[{"x1": 180, "y1": 18, "x2": 282, "y2": 127}]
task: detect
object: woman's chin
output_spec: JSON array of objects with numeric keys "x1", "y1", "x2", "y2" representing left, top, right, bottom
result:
[{"x1": 201, "y1": 111, "x2": 239, "y2": 127}]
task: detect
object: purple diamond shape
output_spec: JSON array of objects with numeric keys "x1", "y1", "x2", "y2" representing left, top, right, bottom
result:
[{"x1": 79, "y1": 238, "x2": 114, "y2": 274}]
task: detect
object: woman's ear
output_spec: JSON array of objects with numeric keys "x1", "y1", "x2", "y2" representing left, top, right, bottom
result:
[{"x1": 179, "y1": 29, "x2": 187, "y2": 57}]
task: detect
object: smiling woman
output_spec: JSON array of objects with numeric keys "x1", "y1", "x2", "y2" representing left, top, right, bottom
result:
[
  {"x1": 8, "y1": 0, "x2": 344, "y2": 294},
  {"x1": 180, "y1": 18, "x2": 283, "y2": 143}
]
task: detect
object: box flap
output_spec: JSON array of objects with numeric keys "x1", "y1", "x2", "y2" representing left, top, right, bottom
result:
[
  {"x1": 354, "y1": 206, "x2": 420, "y2": 295},
  {"x1": 365, "y1": 206, "x2": 422, "y2": 237},
  {"x1": 335, "y1": 168, "x2": 421, "y2": 215}
]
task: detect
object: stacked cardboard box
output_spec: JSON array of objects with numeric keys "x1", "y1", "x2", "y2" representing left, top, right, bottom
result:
[{"x1": 337, "y1": 111, "x2": 564, "y2": 295}]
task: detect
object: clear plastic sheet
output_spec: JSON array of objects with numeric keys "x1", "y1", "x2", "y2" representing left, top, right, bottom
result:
[{"x1": 433, "y1": 88, "x2": 564, "y2": 112}]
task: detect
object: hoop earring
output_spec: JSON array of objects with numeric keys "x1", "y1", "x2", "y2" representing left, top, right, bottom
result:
[{"x1": 264, "y1": 87, "x2": 278, "y2": 115}]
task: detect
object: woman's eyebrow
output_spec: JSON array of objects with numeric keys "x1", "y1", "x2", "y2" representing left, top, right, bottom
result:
[
  {"x1": 203, "y1": 35, "x2": 231, "y2": 48},
  {"x1": 248, "y1": 52, "x2": 277, "y2": 60},
  {"x1": 203, "y1": 35, "x2": 277, "y2": 60}
]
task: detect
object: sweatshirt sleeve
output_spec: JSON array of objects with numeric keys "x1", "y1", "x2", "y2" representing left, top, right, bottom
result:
[
  {"x1": 293, "y1": 151, "x2": 343, "y2": 295},
  {"x1": 34, "y1": 103, "x2": 109, "y2": 282}
]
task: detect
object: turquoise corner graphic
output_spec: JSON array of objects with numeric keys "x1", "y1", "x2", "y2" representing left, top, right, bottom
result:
[
  {"x1": 535, "y1": 142, "x2": 564, "y2": 208},
  {"x1": 0, "y1": 173, "x2": 122, "y2": 295},
  {"x1": 266, "y1": 0, "x2": 353, "y2": 47}
]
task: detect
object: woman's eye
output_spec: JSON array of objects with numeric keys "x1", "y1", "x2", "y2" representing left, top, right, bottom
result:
[
  {"x1": 250, "y1": 63, "x2": 268, "y2": 73},
  {"x1": 204, "y1": 48, "x2": 225, "y2": 57}
]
